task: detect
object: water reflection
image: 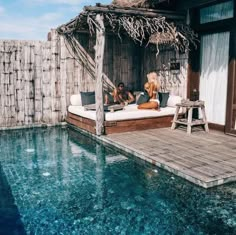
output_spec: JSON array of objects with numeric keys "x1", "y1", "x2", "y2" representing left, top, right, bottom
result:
[{"x1": 0, "y1": 165, "x2": 26, "y2": 235}]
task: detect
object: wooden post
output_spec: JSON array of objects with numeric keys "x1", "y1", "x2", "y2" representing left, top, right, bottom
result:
[
  {"x1": 187, "y1": 107, "x2": 193, "y2": 134},
  {"x1": 95, "y1": 14, "x2": 105, "y2": 135}
]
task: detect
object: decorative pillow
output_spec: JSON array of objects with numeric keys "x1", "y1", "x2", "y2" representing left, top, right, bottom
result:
[
  {"x1": 70, "y1": 94, "x2": 82, "y2": 106},
  {"x1": 158, "y1": 92, "x2": 169, "y2": 107},
  {"x1": 167, "y1": 95, "x2": 182, "y2": 107},
  {"x1": 80, "y1": 91, "x2": 95, "y2": 106},
  {"x1": 136, "y1": 91, "x2": 150, "y2": 105},
  {"x1": 104, "y1": 91, "x2": 114, "y2": 103},
  {"x1": 133, "y1": 91, "x2": 142, "y2": 103}
]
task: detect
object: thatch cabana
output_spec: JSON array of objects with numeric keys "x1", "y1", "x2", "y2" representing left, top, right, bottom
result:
[{"x1": 57, "y1": 2, "x2": 198, "y2": 135}]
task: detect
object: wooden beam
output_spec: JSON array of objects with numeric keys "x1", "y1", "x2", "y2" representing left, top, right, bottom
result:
[
  {"x1": 84, "y1": 6, "x2": 185, "y2": 20},
  {"x1": 95, "y1": 14, "x2": 105, "y2": 136},
  {"x1": 94, "y1": 4, "x2": 184, "y2": 15}
]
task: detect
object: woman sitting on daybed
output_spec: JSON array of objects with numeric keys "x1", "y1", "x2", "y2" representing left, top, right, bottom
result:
[{"x1": 138, "y1": 72, "x2": 161, "y2": 110}]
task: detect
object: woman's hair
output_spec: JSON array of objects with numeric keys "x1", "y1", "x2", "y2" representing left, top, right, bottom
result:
[
  {"x1": 147, "y1": 72, "x2": 161, "y2": 92},
  {"x1": 147, "y1": 72, "x2": 159, "y2": 84}
]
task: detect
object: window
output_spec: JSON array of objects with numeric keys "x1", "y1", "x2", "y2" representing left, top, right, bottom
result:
[{"x1": 200, "y1": 1, "x2": 234, "y2": 24}]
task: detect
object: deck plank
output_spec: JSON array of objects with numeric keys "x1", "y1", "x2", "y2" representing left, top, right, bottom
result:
[{"x1": 104, "y1": 128, "x2": 236, "y2": 188}]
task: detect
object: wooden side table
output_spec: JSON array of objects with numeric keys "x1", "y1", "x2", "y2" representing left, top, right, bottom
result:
[{"x1": 171, "y1": 100, "x2": 209, "y2": 134}]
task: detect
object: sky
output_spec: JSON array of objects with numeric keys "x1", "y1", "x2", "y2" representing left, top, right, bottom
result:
[{"x1": 0, "y1": 0, "x2": 112, "y2": 41}]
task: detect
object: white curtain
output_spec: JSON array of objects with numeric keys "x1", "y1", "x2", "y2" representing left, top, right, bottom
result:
[{"x1": 199, "y1": 32, "x2": 230, "y2": 125}]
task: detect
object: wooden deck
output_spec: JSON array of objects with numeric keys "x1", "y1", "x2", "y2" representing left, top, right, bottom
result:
[{"x1": 101, "y1": 128, "x2": 236, "y2": 188}]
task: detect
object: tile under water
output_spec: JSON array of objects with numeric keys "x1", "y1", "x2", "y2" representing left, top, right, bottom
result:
[{"x1": 0, "y1": 127, "x2": 235, "y2": 234}]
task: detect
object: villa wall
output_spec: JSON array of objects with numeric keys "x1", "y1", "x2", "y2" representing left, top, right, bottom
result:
[
  {"x1": 142, "y1": 46, "x2": 188, "y2": 98},
  {"x1": 0, "y1": 30, "x2": 95, "y2": 128},
  {"x1": 77, "y1": 32, "x2": 188, "y2": 96}
]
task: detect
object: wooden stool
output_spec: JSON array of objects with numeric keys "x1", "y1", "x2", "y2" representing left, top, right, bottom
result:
[{"x1": 171, "y1": 100, "x2": 209, "y2": 134}]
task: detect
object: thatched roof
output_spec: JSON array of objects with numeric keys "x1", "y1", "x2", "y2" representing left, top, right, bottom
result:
[{"x1": 57, "y1": 3, "x2": 198, "y2": 53}]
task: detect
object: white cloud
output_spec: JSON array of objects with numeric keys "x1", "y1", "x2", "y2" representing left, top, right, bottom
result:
[
  {"x1": 0, "y1": 6, "x2": 5, "y2": 15},
  {"x1": 39, "y1": 12, "x2": 62, "y2": 22},
  {"x1": 25, "y1": 0, "x2": 88, "y2": 5},
  {"x1": 24, "y1": 0, "x2": 112, "y2": 6},
  {"x1": 0, "y1": 0, "x2": 112, "y2": 40},
  {"x1": 0, "y1": 11, "x2": 65, "y2": 40}
]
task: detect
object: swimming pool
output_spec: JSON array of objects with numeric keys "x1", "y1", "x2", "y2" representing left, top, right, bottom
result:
[{"x1": 0, "y1": 127, "x2": 235, "y2": 235}]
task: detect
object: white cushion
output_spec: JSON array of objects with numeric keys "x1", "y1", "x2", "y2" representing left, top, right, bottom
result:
[
  {"x1": 70, "y1": 94, "x2": 82, "y2": 106},
  {"x1": 167, "y1": 95, "x2": 182, "y2": 107}
]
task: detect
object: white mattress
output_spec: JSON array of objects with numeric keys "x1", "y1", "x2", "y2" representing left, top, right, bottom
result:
[{"x1": 68, "y1": 104, "x2": 181, "y2": 121}]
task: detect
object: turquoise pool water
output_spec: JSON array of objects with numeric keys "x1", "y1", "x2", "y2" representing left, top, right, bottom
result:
[{"x1": 0, "y1": 127, "x2": 236, "y2": 235}]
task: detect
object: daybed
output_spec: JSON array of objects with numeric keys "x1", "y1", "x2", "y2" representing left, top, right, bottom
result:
[{"x1": 67, "y1": 93, "x2": 184, "y2": 135}]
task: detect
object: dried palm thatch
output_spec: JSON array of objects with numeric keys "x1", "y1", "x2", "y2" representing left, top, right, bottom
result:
[
  {"x1": 147, "y1": 23, "x2": 198, "y2": 55},
  {"x1": 112, "y1": 0, "x2": 147, "y2": 7},
  {"x1": 57, "y1": 4, "x2": 198, "y2": 65},
  {"x1": 86, "y1": 13, "x2": 198, "y2": 54}
]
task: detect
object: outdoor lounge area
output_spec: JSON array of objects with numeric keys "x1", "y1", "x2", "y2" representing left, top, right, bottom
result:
[
  {"x1": 55, "y1": 3, "x2": 196, "y2": 135},
  {"x1": 67, "y1": 93, "x2": 184, "y2": 134}
]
